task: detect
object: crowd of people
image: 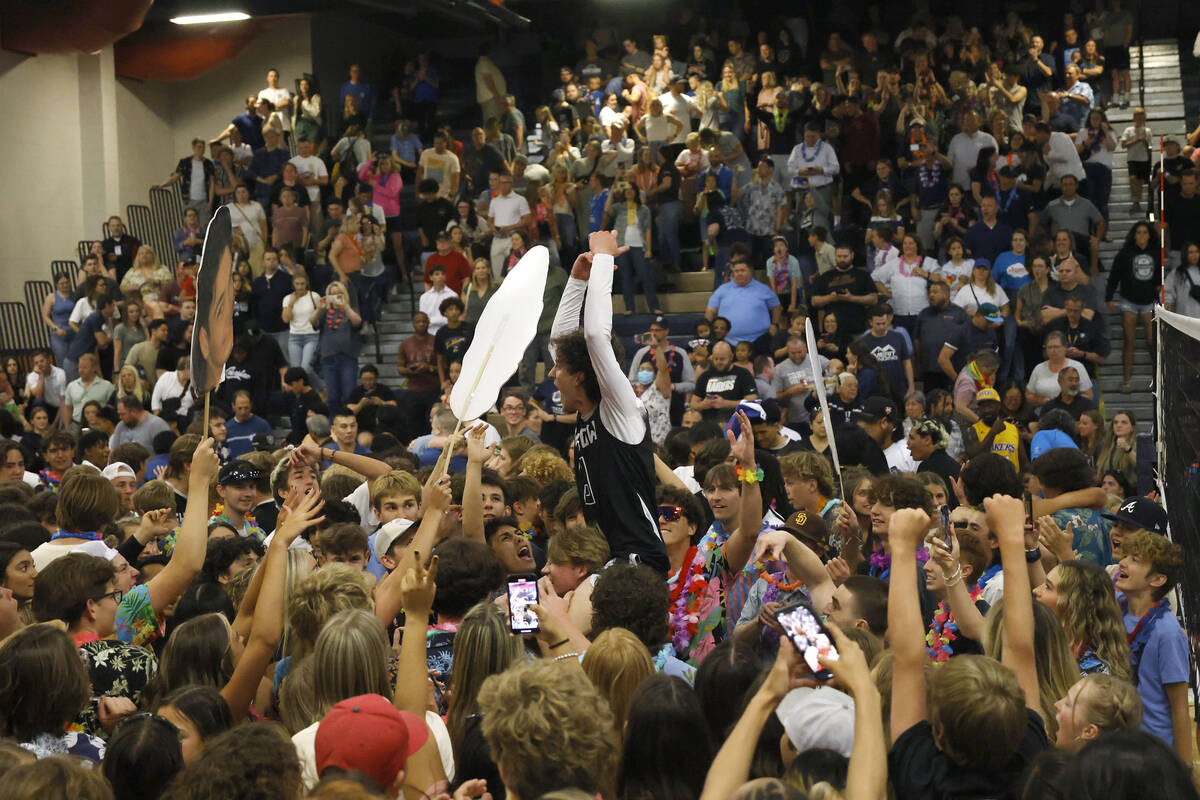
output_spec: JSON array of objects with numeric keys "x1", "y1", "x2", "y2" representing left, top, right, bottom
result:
[{"x1": 3, "y1": 4, "x2": 1200, "y2": 800}]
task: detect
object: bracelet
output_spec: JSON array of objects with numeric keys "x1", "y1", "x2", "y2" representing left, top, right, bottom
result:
[
  {"x1": 734, "y1": 465, "x2": 764, "y2": 484},
  {"x1": 547, "y1": 637, "x2": 570, "y2": 650},
  {"x1": 552, "y1": 651, "x2": 580, "y2": 662},
  {"x1": 1025, "y1": 547, "x2": 1042, "y2": 563},
  {"x1": 943, "y1": 565, "x2": 963, "y2": 587}
]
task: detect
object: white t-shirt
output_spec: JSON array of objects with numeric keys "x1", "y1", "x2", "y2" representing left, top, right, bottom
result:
[
  {"x1": 419, "y1": 286, "x2": 459, "y2": 333},
  {"x1": 26, "y1": 366, "x2": 67, "y2": 406},
  {"x1": 151, "y1": 370, "x2": 195, "y2": 415},
  {"x1": 188, "y1": 159, "x2": 207, "y2": 202},
  {"x1": 952, "y1": 283, "x2": 1009, "y2": 314},
  {"x1": 1121, "y1": 125, "x2": 1152, "y2": 162},
  {"x1": 230, "y1": 201, "x2": 267, "y2": 248},
  {"x1": 659, "y1": 92, "x2": 698, "y2": 143},
  {"x1": 283, "y1": 290, "x2": 321, "y2": 335},
  {"x1": 872, "y1": 256, "x2": 938, "y2": 317},
  {"x1": 288, "y1": 155, "x2": 327, "y2": 203},
  {"x1": 487, "y1": 192, "x2": 530, "y2": 230},
  {"x1": 1077, "y1": 126, "x2": 1115, "y2": 168},
  {"x1": 418, "y1": 149, "x2": 461, "y2": 198},
  {"x1": 937, "y1": 258, "x2": 975, "y2": 285},
  {"x1": 1027, "y1": 358, "x2": 1093, "y2": 398},
  {"x1": 1044, "y1": 131, "x2": 1086, "y2": 184},
  {"x1": 258, "y1": 87, "x2": 292, "y2": 130},
  {"x1": 947, "y1": 130, "x2": 998, "y2": 189},
  {"x1": 70, "y1": 297, "x2": 95, "y2": 326}
]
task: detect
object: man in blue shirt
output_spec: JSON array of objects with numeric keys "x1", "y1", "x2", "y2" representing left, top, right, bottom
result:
[
  {"x1": 705, "y1": 258, "x2": 780, "y2": 350},
  {"x1": 65, "y1": 297, "x2": 115, "y2": 381},
  {"x1": 587, "y1": 174, "x2": 610, "y2": 234},
  {"x1": 225, "y1": 391, "x2": 272, "y2": 459},
  {"x1": 1115, "y1": 530, "x2": 1191, "y2": 763},
  {"x1": 858, "y1": 303, "x2": 914, "y2": 402},
  {"x1": 211, "y1": 95, "x2": 266, "y2": 151},
  {"x1": 992, "y1": 229, "x2": 1031, "y2": 294},
  {"x1": 963, "y1": 196, "x2": 1013, "y2": 264},
  {"x1": 340, "y1": 64, "x2": 374, "y2": 120},
  {"x1": 249, "y1": 129, "x2": 291, "y2": 207}
]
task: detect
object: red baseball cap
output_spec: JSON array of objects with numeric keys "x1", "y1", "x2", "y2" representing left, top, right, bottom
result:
[{"x1": 314, "y1": 694, "x2": 429, "y2": 791}]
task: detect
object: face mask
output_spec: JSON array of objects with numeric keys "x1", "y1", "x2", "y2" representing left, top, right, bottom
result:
[{"x1": 636, "y1": 370, "x2": 654, "y2": 385}]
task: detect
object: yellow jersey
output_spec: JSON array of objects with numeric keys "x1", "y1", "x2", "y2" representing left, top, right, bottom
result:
[{"x1": 972, "y1": 419, "x2": 1020, "y2": 470}]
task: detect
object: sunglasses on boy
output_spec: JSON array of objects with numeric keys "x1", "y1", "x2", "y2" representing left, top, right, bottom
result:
[{"x1": 657, "y1": 505, "x2": 683, "y2": 523}]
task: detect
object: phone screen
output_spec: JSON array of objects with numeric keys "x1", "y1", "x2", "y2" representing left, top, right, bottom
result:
[
  {"x1": 939, "y1": 504, "x2": 952, "y2": 547},
  {"x1": 506, "y1": 577, "x2": 540, "y2": 634},
  {"x1": 776, "y1": 602, "x2": 838, "y2": 680},
  {"x1": 1023, "y1": 491, "x2": 1034, "y2": 526}
]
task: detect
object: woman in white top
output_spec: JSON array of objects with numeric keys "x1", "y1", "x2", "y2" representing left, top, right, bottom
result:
[
  {"x1": 229, "y1": 185, "x2": 269, "y2": 276},
  {"x1": 634, "y1": 98, "x2": 683, "y2": 161},
  {"x1": 1164, "y1": 242, "x2": 1200, "y2": 318},
  {"x1": 937, "y1": 237, "x2": 974, "y2": 289},
  {"x1": 281, "y1": 273, "x2": 322, "y2": 384},
  {"x1": 952, "y1": 260, "x2": 1009, "y2": 316},
  {"x1": 1025, "y1": 330, "x2": 1094, "y2": 404},
  {"x1": 631, "y1": 348, "x2": 672, "y2": 446},
  {"x1": 598, "y1": 93, "x2": 625, "y2": 138},
  {"x1": 872, "y1": 233, "x2": 939, "y2": 328}
]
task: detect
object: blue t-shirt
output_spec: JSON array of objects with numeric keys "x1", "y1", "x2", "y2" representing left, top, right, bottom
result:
[
  {"x1": 992, "y1": 251, "x2": 1031, "y2": 293},
  {"x1": 67, "y1": 311, "x2": 107, "y2": 360},
  {"x1": 1052, "y1": 506, "x2": 1112, "y2": 566},
  {"x1": 588, "y1": 189, "x2": 609, "y2": 233},
  {"x1": 707, "y1": 279, "x2": 780, "y2": 344},
  {"x1": 225, "y1": 415, "x2": 272, "y2": 458},
  {"x1": 699, "y1": 164, "x2": 734, "y2": 198},
  {"x1": 1030, "y1": 430, "x2": 1078, "y2": 460},
  {"x1": 1124, "y1": 604, "x2": 1189, "y2": 747},
  {"x1": 390, "y1": 133, "x2": 423, "y2": 164},
  {"x1": 857, "y1": 330, "x2": 913, "y2": 397}
]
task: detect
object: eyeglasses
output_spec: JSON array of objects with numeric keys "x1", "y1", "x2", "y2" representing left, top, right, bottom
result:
[
  {"x1": 97, "y1": 590, "x2": 124, "y2": 605},
  {"x1": 657, "y1": 505, "x2": 683, "y2": 522},
  {"x1": 952, "y1": 521, "x2": 969, "y2": 531}
]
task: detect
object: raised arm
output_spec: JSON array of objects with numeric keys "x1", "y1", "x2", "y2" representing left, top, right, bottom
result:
[
  {"x1": 987, "y1": 494, "x2": 1042, "y2": 717},
  {"x1": 223, "y1": 488, "x2": 325, "y2": 721},
  {"x1": 752, "y1": 529, "x2": 836, "y2": 616},
  {"x1": 722, "y1": 410, "x2": 761, "y2": 574},
  {"x1": 928, "y1": 533, "x2": 986, "y2": 642},
  {"x1": 887, "y1": 507, "x2": 932, "y2": 741},
  {"x1": 296, "y1": 433, "x2": 390, "y2": 483},
  {"x1": 460, "y1": 424, "x2": 489, "y2": 542},
  {"x1": 584, "y1": 232, "x2": 646, "y2": 444},
  {"x1": 146, "y1": 438, "x2": 218, "y2": 614},
  {"x1": 821, "y1": 624, "x2": 887, "y2": 800}
]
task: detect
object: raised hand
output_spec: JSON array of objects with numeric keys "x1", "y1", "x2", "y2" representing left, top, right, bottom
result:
[
  {"x1": 888, "y1": 508, "x2": 931, "y2": 552},
  {"x1": 400, "y1": 550, "x2": 439, "y2": 620},
  {"x1": 588, "y1": 230, "x2": 618, "y2": 256},
  {"x1": 1036, "y1": 516, "x2": 1075, "y2": 562},
  {"x1": 465, "y1": 423, "x2": 491, "y2": 465},
  {"x1": 138, "y1": 507, "x2": 176, "y2": 540},
  {"x1": 188, "y1": 438, "x2": 220, "y2": 489},
  {"x1": 819, "y1": 621, "x2": 872, "y2": 692},
  {"x1": 277, "y1": 488, "x2": 325, "y2": 544},
  {"x1": 569, "y1": 251, "x2": 594, "y2": 282},
  {"x1": 726, "y1": 409, "x2": 756, "y2": 467},
  {"x1": 825, "y1": 557, "x2": 851, "y2": 586},
  {"x1": 983, "y1": 494, "x2": 1026, "y2": 548}
]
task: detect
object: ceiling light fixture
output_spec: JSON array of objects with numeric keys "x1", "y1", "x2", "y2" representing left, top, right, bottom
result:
[{"x1": 170, "y1": 11, "x2": 250, "y2": 24}]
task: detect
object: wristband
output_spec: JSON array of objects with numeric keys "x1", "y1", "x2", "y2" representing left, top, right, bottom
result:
[
  {"x1": 1025, "y1": 547, "x2": 1042, "y2": 563},
  {"x1": 547, "y1": 638, "x2": 570, "y2": 650}
]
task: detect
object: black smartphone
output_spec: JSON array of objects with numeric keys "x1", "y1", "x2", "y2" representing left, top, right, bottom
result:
[
  {"x1": 775, "y1": 600, "x2": 839, "y2": 680},
  {"x1": 939, "y1": 504, "x2": 952, "y2": 548},
  {"x1": 506, "y1": 575, "x2": 540, "y2": 635},
  {"x1": 1023, "y1": 491, "x2": 1034, "y2": 527}
]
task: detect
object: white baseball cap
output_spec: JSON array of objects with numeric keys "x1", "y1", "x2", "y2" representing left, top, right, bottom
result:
[
  {"x1": 374, "y1": 518, "x2": 416, "y2": 563},
  {"x1": 775, "y1": 686, "x2": 856, "y2": 758},
  {"x1": 101, "y1": 462, "x2": 136, "y2": 481}
]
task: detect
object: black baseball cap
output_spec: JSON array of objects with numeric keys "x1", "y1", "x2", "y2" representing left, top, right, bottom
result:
[
  {"x1": 219, "y1": 461, "x2": 262, "y2": 486},
  {"x1": 858, "y1": 396, "x2": 896, "y2": 424},
  {"x1": 1102, "y1": 496, "x2": 1169, "y2": 535}
]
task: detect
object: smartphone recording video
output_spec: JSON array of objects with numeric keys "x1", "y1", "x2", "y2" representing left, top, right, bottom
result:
[
  {"x1": 775, "y1": 601, "x2": 839, "y2": 680},
  {"x1": 506, "y1": 576, "x2": 540, "y2": 634},
  {"x1": 940, "y1": 504, "x2": 952, "y2": 548}
]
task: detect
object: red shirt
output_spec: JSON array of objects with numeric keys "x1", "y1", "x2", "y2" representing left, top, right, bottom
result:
[{"x1": 424, "y1": 251, "x2": 472, "y2": 293}]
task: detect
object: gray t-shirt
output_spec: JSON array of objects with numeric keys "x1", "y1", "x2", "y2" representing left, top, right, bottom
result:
[
  {"x1": 772, "y1": 355, "x2": 830, "y2": 424},
  {"x1": 109, "y1": 412, "x2": 171, "y2": 451},
  {"x1": 1046, "y1": 196, "x2": 1104, "y2": 238}
]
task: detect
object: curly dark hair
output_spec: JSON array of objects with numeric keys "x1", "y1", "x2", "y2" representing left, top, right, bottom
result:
[
  {"x1": 433, "y1": 538, "x2": 505, "y2": 618},
  {"x1": 656, "y1": 485, "x2": 705, "y2": 537},
  {"x1": 549, "y1": 329, "x2": 625, "y2": 407},
  {"x1": 960, "y1": 453, "x2": 1022, "y2": 506},
  {"x1": 1031, "y1": 447, "x2": 1096, "y2": 493},
  {"x1": 868, "y1": 474, "x2": 934, "y2": 516},
  {"x1": 201, "y1": 536, "x2": 263, "y2": 585},
  {"x1": 160, "y1": 723, "x2": 301, "y2": 800},
  {"x1": 590, "y1": 564, "x2": 669, "y2": 650}
]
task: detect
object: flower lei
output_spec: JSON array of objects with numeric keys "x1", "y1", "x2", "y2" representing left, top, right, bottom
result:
[
  {"x1": 667, "y1": 540, "x2": 718, "y2": 656},
  {"x1": 652, "y1": 643, "x2": 673, "y2": 673},
  {"x1": 867, "y1": 544, "x2": 929, "y2": 580},
  {"x1": 926, "y1": 584, "x2": 984, "y2": 662}
]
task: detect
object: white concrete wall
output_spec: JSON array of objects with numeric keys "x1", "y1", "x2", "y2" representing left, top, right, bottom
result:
[{"x1": 0, "y1": 16, "x2": 312, "y2": 302}]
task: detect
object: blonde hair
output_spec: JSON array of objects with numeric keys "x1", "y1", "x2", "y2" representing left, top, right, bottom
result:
[
  {"x1": 284, "y1": 564, "x2": 374, "y2": 660},
  {"x1": 546, "y1": 525, "x2": 610, "y2": 572},
  {"x1": 1054, "y1": 561, "x2": 1132, "y2": 682},
  {"x1": 514, "y1": 445, "x2": 573, "y2": 485},
  {"x1": 311, "y1": 608, "x2": 392, "y2": 717},
  {"x1": 369, "y1": 470, "x2": 421, "y2": 510},
  {"x1": 983, "y1": 600, "x2": 1077, "y2": 740},
  {"x1": 446, "y1": 602, "x2": 524, "y2": 758},
  {"x1": 278, "y1": 654, "x2": 320, "y2": 734},
  {"x1": 478, "y1": 660, "x2": 618, "y2": 800},
  {"x1": 582, "y1": 628, "x2": 653, "y2": 735},
  {"x1": 779, "y1": 451, "x2": 835, "y2": 498},
  {"x1": 1071, "y1": 674, "x2": 1143, "y2": 734},
  {"x1": 927, "y1": 655, "x2": 1027, "y2": 771},
  {"x1": 116, "y1": 365, "x2": 148, "y2": 403},
  {"x1": 132, "y1": 479, "x2": 175, "y2": 515}
]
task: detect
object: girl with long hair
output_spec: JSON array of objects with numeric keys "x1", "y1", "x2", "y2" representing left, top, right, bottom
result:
[
  {"x1": 1106, "y1": 221, "x2": 1158, "y2": 393},
  {"x1": 1095, "y1": 410, "x2": 1139, "y2": 491},
  {"x1": 1034, "y1": 559, "x2": 1132, "y2": 680},
  {"x1": 616, "y1": 676, "x2": 715, "y2": 800}
]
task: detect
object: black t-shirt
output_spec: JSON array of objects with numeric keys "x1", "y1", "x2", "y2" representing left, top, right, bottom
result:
[
  {"x1": 417, "y1": 197, "x2": 456, "y2": 245},
  {"x1": 434, "y1": 322, "x2": 473, "y2": 365},
  {"x1": 1037, "y1": 392, "x2": 1096, "y2": 421},
  {"x1": 915, "y1": 305, "x2": 967, "y2": 374},
  {"x1": 288, "y1": 388, "x2": 329, "y2": 444},
  {"x1": 812, "y1": 268, "x2": 876, "y2": 336},
  {"x1": 655, "y1": 158, "x2": 681, "y2": 204},
  {"x1": 889, "y1": 709, "x2": 1049, "y2": 800},
  {"x1": 1042, "y1": 283, "x2": 1100, "y2": 316},
  {"x1": 944, "y1": 323, "x2": 998, "y2": 373},
  {"x1": 694, "y1": 366, "x2": 757, "y2": 420},
  {"x1": 834, "y1": 423, "x2": 889, "y2": 476},
  {"x1": 155, "y1": 342, "x2": 189, "y2": 375}
]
